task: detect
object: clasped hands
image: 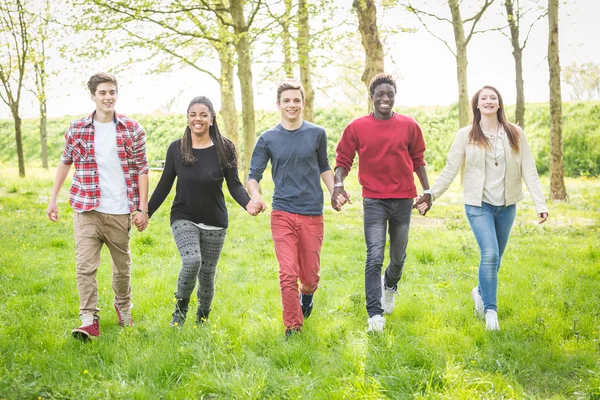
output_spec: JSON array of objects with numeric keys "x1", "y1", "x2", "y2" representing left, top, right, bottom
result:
[{"x1": 246, "y1": 197, "x2": 267, "y2": 216}]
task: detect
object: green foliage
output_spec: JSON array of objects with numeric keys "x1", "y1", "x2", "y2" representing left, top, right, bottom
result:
[
  {"x1": 1, "y1": 101, "x2": 600, "y2": 176},
  {"x1": 0, "y1": 168, "x2": 599, "y2": 398}
]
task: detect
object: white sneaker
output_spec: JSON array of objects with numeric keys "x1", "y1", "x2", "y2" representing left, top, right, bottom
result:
[
  {"x1": 485, "y1": 310, "x2": 500, "y2": 331},
  {"x1": 381, "y1": 276, "x2": 398, "y2": 315},
  {"x1": 471, "y1": 287, "x2": 484, "y2": 318},
  {"x1": 367, "y1": 315, "x2": 385, "y2": 333}
]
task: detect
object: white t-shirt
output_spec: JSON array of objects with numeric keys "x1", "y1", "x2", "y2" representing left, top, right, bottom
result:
[
  {"x1": 482, "y1": 129, "x2": 506, "y2": 206},
  {"x1": 93, "y1": 120, "x2": 129, "y2": 214}
]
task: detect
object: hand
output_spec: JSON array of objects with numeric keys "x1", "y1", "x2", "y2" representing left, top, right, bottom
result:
[
  {"x1": 538, "y1": 212, "x2": 548, "y2": 224},
  {"x1": 413, "y1": 194, "x2": 432, "y2": 216},
  {"x1": 331, "y1": 187, "x2": 352, "y2": 211},
  {"x1": 46, "y1": 201, "x2": 59, "y2": 222},
  {"x1": 245, "y1": 199, "x2": 264, "y2": 216},
  {"x1": 132, "y1": 211, "x2": 149, "y2": 232},
  {"x1": 250, "y1": 196, "x2": 267, "y2": 215}
]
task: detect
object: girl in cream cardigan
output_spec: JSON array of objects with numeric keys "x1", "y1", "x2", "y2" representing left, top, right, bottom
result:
[{"x1": 415, "y1": 85, "x2": 548, "y2": 331}]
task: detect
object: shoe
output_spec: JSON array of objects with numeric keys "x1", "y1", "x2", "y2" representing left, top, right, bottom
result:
[
  {"x1": 300, "y1": 293, "x2": 314, "y2": 318},
  {"x1": 285, "y1": 328, "x2": 301, "y2": 340},
  {"x1": 114, "y1": 303, "x2": 134, "y2": 327},
  {"x1": 72, "y1": 315, "x2": 100, "y2": 340},
  {"x1": 195, "y1": 307, "x2": 210, "y2": 324},
  {"x1": 381, "y1": 276, "x2": 398, "y2": 315},
  {"x1": 471, "y1": 287, "x2": 484, "y2": 318},
  {"x1": 367, "y1": 314, "x2": 385, "y2": 333},
  {"x1": 485, "y1": 310, "x2": 500, "y2": 331},
  {"x1": 170, "y1": 297, "x2": 190, "y2": 327}
]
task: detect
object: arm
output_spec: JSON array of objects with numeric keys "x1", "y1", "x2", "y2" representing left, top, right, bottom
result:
[
  {"x1": 246, "y1": 178, "x2": 267, "y2": 213},
  {"x1": 331, "y1": 166, "x2": 351, "y2": 211},
  {"x1": 519, "y1": 129, "x2": 549, "y2": 224},
  {"x1": 331, "y1": 125, "x2": 356, "y2": 211},
  {"x1": 133, "y1": 173, "x2": 149, "y2": 231},
  {"x1": 413, "y1": 165, "x2": 432, "y2": 215},
  {"x1": 46, "y1": 162, "x2": 72, "y2": 222},
  {"x1": 246, "y1": 136, "x2": 269, "y2": 213},
  {"x1": 147, "y1": 143, "x2": 177, "y2": 218},
  {"x1": 132, "y1": 122, "x2": 150, "y2": 230}
]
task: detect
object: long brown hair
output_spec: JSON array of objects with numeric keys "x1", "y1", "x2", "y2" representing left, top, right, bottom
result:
[
  {"x1": 469, "y1": 85, "x2": 520, "y2": 152},
  {"x1": 180, "y1": 96, "x2": 237, "y2": 170}
]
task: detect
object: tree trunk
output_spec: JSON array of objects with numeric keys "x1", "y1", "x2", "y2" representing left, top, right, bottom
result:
[
  {"x1": 548, "y1": 0, "x2": 567, "y2": 200},
  {"x1": 40, "y1": 100, "x2": 48, "y2": 168},
  {"x1": 505, "y1": 0, "x2": 525, "y2": 128},
  {"x1": 296, "y1": 0, "x2": 314, "y2": 122},
  {"x1": 217, "y1": 45, "x2": 239, "y2": 152},
  {"x1": 12, "y1": 110, "x2": 25, "y2": 177},
  {"x1": 230, "y1": 0, "x2": 256, "y2": 181},
  {"x1": 448, "y1": 0, "x2": 470, "y2": 127},
  {"x1": 353, "y1": 0, "x2": 384, "y2": 113},
  {"x1": 281, "y1": 0, "x2": 294, "y2": 77}
]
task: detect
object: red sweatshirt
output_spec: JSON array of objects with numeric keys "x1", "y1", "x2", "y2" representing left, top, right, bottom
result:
[{"x1": 335, "y1": 113, "x2": 426, "y2": 199}]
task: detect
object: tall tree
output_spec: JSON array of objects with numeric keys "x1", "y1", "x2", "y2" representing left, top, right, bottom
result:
[
  {"x1": 295, "y1": 0, "x2": 314, "y2": 122},
  {"x1": 407, "y1": 0, "x2": 494, "y2": 127},
  {"x1": 547, "y1": 0, "x2": 567, "y2": 200},
  {"x1": 29, "y1": 0, "x2": 50, "y2": 168},
  {"x1": 353, "y1": 0, "x2": 384, "y2": 113},
  {"x1": 229, "y1": 0, "x2": 261, "y2": 181},
  {"x1": 503, "y1": 0, "x2": 546, "y2": 128},
  {"x1": 0, "y1": 0, "x2": 29, "y2": 177}
]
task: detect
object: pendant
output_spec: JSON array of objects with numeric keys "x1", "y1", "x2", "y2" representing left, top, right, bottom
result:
[{"x1": 495, "y1": 162, "x2": 498, "y2": 166}]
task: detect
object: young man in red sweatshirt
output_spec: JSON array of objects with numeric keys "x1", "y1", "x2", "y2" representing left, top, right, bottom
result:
[{"x1": 332, "y1": 73, "x2": 432, "y2": 333}]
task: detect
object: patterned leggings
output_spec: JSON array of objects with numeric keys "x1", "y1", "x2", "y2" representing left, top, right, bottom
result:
[{"x1": 171, "y1": 220, "x2": 227, "y2": 314}]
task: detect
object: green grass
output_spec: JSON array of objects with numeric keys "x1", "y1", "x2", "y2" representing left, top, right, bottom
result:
[{"x1": 0, "y1": 166, "x2": 599, "y2": 399}]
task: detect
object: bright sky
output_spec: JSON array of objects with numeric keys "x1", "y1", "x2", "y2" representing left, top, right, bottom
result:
[{"x1": 1, "y1": 0, "x2": 599, "y2": 120}]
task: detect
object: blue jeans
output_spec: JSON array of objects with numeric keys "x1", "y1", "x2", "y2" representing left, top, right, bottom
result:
[
  {"x1": 363, "y1": 198, "x2": 412, "y2": 317},
  {"x1": 465, "y1": 202, "x2": 516, "y2": 312}
]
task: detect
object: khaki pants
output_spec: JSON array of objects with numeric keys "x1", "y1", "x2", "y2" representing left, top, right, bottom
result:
[{"x1": 73, "y1": 210, "x2": 132, "y2": 316}]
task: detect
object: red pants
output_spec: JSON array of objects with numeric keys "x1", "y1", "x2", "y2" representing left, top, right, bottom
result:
[{"x1": 270, "y1": 210, "x2": 324, "y2": 331}]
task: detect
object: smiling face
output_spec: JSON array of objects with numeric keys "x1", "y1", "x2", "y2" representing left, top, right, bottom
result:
[
  {"x1": 277, "y1": 89, "x2": 305, "y2": 124},
  {"x1": 371, "y1": 83, "x2": 396, "y2": 119},
  {"x1": 477, "y1": 88, "x2": 500, "y2": 116},
  {"x1": 91, "y1": 82, "x2": 118, "y2": 114},
  {"x1": 187, "y1": 103, "x2": 213, "y2": 137}
]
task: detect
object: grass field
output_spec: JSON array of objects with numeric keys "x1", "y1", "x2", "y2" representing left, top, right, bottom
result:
[{"x1": 0, "y1": 167, "x2": 599, "y2": 399}]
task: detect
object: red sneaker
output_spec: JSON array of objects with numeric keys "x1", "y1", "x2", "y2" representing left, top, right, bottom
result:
[
  {"x1": 72, "y1": 318, "x2": 100, "y2": 340},
  {"x1": 114, "y1": 303, "x2": 133, "y2": 327}
]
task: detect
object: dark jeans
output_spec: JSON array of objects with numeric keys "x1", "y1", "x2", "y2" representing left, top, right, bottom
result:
[{"x1": 363, "y1": 198, "x2": 412, "y2": 317}]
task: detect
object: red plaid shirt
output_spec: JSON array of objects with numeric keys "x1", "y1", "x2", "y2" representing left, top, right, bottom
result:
[{"x1": 60, "y1": 111, "x2": 149, "y2": 213}]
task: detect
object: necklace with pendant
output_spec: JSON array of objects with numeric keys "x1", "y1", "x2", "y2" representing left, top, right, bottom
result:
[{"x1": 493, "y1": 123, "x2": 500, "y2": 166}]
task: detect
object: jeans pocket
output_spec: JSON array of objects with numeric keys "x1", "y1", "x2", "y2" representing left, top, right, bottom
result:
[{"x1": 465, "y1": 204, "x2": 484, "y2": 218}]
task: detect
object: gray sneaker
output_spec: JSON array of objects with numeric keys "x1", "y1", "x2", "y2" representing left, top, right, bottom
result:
[
  {"x1": 485, "y1": 310, "x2": 500, "y2": 331},
  {"x1": 471, "y1": 287, "x2": 484, "y2": 318},
  {"x1": 381, "y1": 276, "x2": 398, "y2": 315}
]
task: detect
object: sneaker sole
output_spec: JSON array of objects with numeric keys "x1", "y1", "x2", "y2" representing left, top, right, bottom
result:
[{"x1": 71, "y1": 329, "x2": 97, "y2": 341}]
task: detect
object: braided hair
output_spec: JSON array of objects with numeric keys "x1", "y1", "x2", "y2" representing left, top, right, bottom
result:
[{"x1": 180, "y1": 96, "x2": 237, "y2": 170}]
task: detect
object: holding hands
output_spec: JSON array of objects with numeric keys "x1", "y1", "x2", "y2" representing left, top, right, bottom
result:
[
  {"x1": 133, "y1": 211, "x2": 149, "y2": 232},
  {"x1": 246, "y1": 196, "x2": 267, "y2": 216},
  {"x1": 413, "y1": 193, "x2": 432, "y2": 216},
  {"x1": 331, "y1": 186, "x2": 352, "y2": 211}
]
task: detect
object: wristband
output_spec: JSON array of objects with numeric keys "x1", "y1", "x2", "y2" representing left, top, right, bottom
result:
[
  {"x1": 333, "y1": 182, "x2": 344, "y2": 188},
  {"x1": 422, "y1": 189, "x2": 432, "y2": 195},
  {"x1": 135, "y1": 208, "x2": 148, "y2": 214}
]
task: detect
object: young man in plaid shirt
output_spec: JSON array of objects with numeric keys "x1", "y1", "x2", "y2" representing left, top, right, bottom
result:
[{"x1": 47, "y1": 72, "x2": 149, "y2": 340}]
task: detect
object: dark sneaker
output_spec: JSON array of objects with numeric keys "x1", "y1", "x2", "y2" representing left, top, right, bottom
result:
[
  {"x1": 72, "y1": 318, "x2": 100, "y2": 340},
  {"x1": 300, "y1": 293, "x2": 314, "y2": 318},
  {"x1": 195, "y1": 308, "x2": 210, "y2": 324},
  {"x1": 285, "y1": 328, "x2": 301, "y2": 340},
  {"x1": 170, "y1": 297, "x2": 190, "y2": 327},
  {"x1": 114, "y1": 303, "x2": 133, "y2": 327}
]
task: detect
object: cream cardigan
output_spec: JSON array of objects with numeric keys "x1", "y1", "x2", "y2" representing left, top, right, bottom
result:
[{"x1": 431, "y1": 125, "x2": 548, "y2": 214}]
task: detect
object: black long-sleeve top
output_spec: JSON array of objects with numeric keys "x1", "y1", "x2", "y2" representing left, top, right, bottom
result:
[{"x1": 148, "y1": 140, "x2": 250, "y2": 228}]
